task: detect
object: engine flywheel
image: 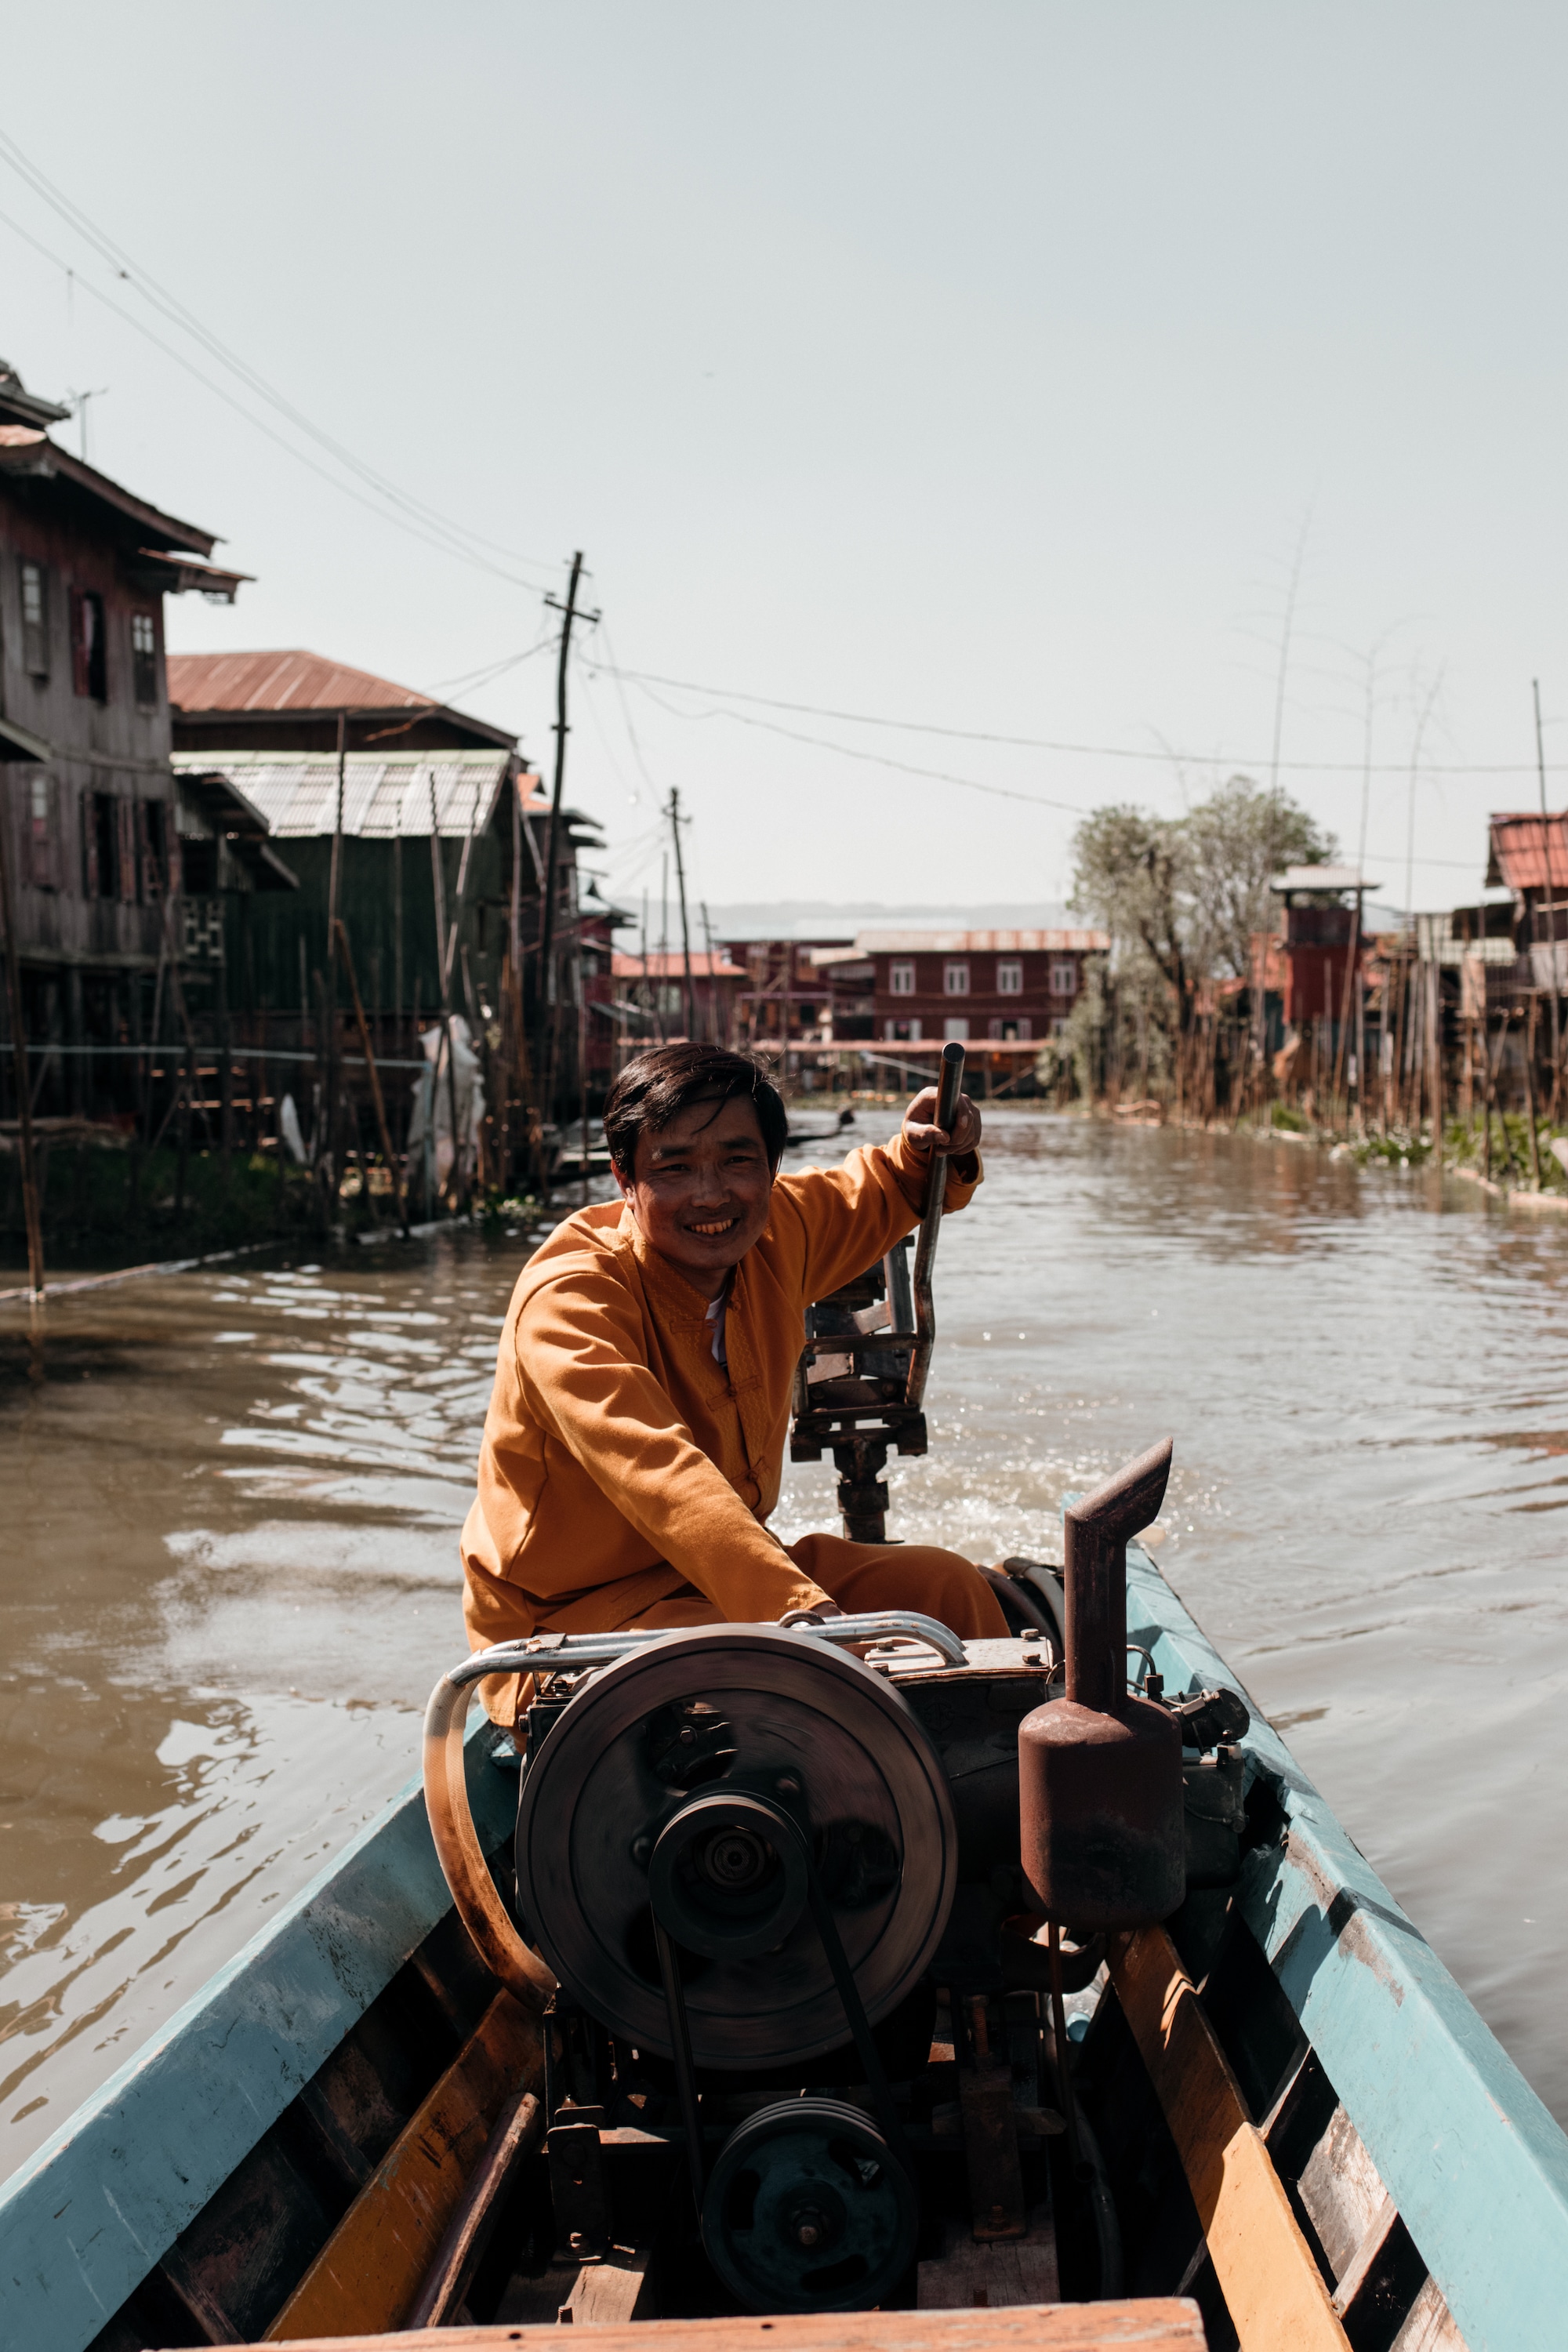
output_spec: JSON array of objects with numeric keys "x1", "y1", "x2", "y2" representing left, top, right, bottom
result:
[
  {"x1": 514, "y1": 1625, "x2": 957, "y2": 2068},
  {"x1": 702, "y1": 2098, "x2": 918, "y2": 2311}
]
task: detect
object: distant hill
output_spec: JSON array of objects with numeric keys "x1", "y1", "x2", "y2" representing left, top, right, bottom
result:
[{"x1": 702, "y1": 899, "x2": 1071, "y2": 941}]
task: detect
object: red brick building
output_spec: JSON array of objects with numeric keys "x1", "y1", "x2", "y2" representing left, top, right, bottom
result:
[{"x1": 860, "y1": 928, "x2": 1108, "y2": 1049}]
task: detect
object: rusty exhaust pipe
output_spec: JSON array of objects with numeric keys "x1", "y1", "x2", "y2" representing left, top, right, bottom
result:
[{"x1": 1018, "y1": 1438, "x2": 1184, "y2": 1932}]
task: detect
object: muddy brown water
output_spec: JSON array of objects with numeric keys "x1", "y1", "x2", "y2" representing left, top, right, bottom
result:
[{"x1": 3, "y1": 1111, "x2": 1567, "y2": 2187}]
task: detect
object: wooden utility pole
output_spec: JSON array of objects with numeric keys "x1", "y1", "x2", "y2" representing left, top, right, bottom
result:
[
  {"x1": 323, "y1": 709, "x2": 347, "y2": 1212},
  {"x1": 1533, "y1": 679, "x2": 1563, "y2": 1120},
  {"x1": 669, "y1": 787, "x2": 695, "y2": 1040},
  {"x1": 0, "y1": 779, "x2": 45, "y2": 1298},
  {"x1": 535, "y1": 553, "x2": 597, "y2": 1167}
]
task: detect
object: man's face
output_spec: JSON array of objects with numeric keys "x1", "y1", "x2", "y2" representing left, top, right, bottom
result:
[{"x1": 619, "y1": 1094, "x2": 775, "y2": 1295}]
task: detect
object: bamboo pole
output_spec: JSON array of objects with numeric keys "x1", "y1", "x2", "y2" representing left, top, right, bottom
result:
[
  {"x1": 1523, "y1": 995, "x2": 1541, "y2": 1190},
  {"x1": 0, "y1": 777, "x2": 45, "y2": 1298},
  {"x1": 335, "y1": 917, "x2": 408, "y2": 1234},
  {"x1": 427, "y1": 770, "x2": 463, "y2": 1209}
]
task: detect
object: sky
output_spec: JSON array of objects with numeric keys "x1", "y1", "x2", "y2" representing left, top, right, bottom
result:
[{"x1": 5, "y1": 4, "x2": 1567, "y2": 926}]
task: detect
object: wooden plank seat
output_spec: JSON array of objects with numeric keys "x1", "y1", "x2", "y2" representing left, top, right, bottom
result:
[{"x1": 233, "y1": 2300, "x2": 1207, "y2": 2350}]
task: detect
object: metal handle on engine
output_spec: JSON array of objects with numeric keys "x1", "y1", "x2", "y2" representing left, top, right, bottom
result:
[
  {"x1": 447, "y1": 1609, "x2": 968, "y2": 1684},
  {"x1": 422, "y1": 1670, "x2": 557, "y2": 2013},
  {"x1": 905, "y1": 1040, "x2": 966, "y2": 1410}
]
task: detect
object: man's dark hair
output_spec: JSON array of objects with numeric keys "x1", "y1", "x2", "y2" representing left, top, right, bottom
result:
[{"x1": 604, "y1": 1044, "x2": 788, "y2": 1181}]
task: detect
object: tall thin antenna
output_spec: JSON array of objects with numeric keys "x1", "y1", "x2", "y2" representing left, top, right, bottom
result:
[
  {"x1": 669, "y1": 787, "x2": 695, "y2": 1041},
  {"x1": 1269, "y1": 506, "x2": 1312, "y2": 797}
]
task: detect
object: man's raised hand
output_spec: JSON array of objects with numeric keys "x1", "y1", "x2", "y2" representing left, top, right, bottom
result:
[{"x1": 902, "y1": 1086, "x2": 982, "y2": 1161}]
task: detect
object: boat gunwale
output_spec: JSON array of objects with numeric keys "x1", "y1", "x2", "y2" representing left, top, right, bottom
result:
[
  {"x1": 1126, "y1": 1537, "x2": 1568, "y2": 2352},
  {"x1": 0, "y1": 1713, "x2": 515, "y2": 2352}
]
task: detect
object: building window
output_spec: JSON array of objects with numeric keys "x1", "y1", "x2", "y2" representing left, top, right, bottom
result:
[
  {"x1": 140, "y1": 800, "x2": 171, "y2": 898},
  {"x1": 70, "y1": 589, "x2": 108, "y2": 702},
  {"x1": 131, "y1": 611, "x2": 158, "y2": 706},
  {"x1": 20, "y1": 562, "x2": 49, "y2": 677},
  {"x1": 182, "y1": 898, "x2": 225, "y2": 961},
  {"x1": 85, "y1": 792, "x2": 119, "y2": 898},
  {"x1": 944, "y1": 960, "x2": 969, "y2": 996},
  {"x1": 986, "y1": 1014, "x2": 1031, "y2": 1041},
  {"x1": 117, "y1": 800, "x2": 138, "y2": 903},
  {"x1": 885, "y1": 1016, "x2": 922, "y2": 1041},
  {"x1": 944, "y1": 1014, "x2": 970, "y2": 1041},
  {"x1": 1050, "y1": 959, "x2": 1077, "y2": 997},
  {"x1": 996, "y1": 959, "x2": 1022, "y2": 995},
  {"x1": 889, "y1": 960, "x2": 915, "y2": 996},
  {"x1": 1051, "y1": 1015, "x2": 1069, "y2": 1039},
  {"x1": 28, "y1": 775, "x2": 56, "y2": 888},
  {"x1": 180, "y1": 835, "x2": 219, "y2": 895}
]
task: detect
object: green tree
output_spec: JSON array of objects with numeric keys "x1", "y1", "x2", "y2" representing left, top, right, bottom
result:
[
  {"x1": 1180, "y1": 775, "x2": 1334, "y2": 979},
  {"x1": 1068, "y1": 777, "x2": 1336, "y2": 1091}
]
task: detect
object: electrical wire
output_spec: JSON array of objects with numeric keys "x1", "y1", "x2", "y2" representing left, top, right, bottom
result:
[
  {"x1": 425, "y1": 626, "x2": 558, "y2": 699},
  {"x1": 0, "y1": 139, "x2": 558, "y2": 590},
  {"x1": 589, "y1": 656, "x2": 1554, "y2": 780},
  {"x1": 618, "y1": 673, "x2": 1097, "y2": 815},
  {"x1": 601, "y1": 667, "x2": 1492, "y2": 870},
  {"x1": 0, "y1": 124, "x2": 560, "y2": 580}
]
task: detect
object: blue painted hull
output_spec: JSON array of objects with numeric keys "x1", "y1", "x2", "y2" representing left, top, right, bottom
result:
[{"x1": 3, "y1": 1545, "x2": 1566, "y2": 2350}]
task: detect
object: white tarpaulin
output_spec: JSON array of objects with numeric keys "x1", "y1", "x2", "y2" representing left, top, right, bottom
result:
[{"x1": 407, "y1": 1015, "x2": 485, "y2": 1194}]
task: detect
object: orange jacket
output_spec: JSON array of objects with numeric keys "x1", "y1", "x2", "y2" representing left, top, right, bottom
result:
[{"x1": 460, "y1": 1133, "x2": 980, "y2": 1659}]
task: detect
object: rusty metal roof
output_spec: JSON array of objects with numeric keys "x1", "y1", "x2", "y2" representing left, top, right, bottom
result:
[
  {"x1": 1486, "y1": 812, "x2": 1568, "y2": 891},
  {"x1": 612, "y1": 950, "x2": 746, "y2": 980},
  {"x1": 854, "y1": 927, "x2": 1109, "y2": 954},
  {"x1": 167, "y1": 649, "x2": 437, "y2": 715}
]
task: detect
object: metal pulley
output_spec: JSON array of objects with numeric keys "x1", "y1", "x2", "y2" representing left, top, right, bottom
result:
[
  {"x1": 514, "y1": 1624, "x2": 959, "y2": 2069},
  {"x1": 702, "y1": 2097, "x2": 919, "y2": 2312}
]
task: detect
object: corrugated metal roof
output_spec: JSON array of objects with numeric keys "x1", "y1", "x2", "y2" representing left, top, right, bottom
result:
[
  {"x1": 168, "y1": 649, "x2": 437, "y2": 715},
  {"x1": 612, "y1": 951, "x2": 746, "y2": 980},
  {"x1": 170, "y1": 750, "x2": 514, "y2": 840},
  {"x1": 854, "y1": 928, "x2": 1109, "y2": 954},
  {"x1": 1271, "y1": 866, "x2": 1377, "y2": 893},
  {"x1": 1486, "y1": 812, "x2": 1568, "y2": 891}
]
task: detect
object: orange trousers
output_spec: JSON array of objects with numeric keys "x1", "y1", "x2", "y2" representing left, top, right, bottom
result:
[
  {"x1": 491, "y1": 1534, "x2": 1007, "y2": 1730},
  {"x1": 617, "y1": 1530, "x2": 1009, "y2": 1642}
]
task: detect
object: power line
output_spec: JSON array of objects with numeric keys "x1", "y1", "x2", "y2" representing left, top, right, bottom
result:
[
  {"x1": 589, "y1": 657, "x2": 1554, "y2": 779},
  {"x1": 587, "y1": 664, "x2": 1490, "y2": 872},
  {"x1": 0, "y1": 134, "x2": 559, "y2": 590},
  {"x1": 618, "y1": 674, "x2": 1098, "y2": 815}
]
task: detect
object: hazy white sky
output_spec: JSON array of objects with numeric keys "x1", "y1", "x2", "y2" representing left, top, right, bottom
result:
[{"x1": 5, "y1": 5, "x2": 1566, "y2": 920}]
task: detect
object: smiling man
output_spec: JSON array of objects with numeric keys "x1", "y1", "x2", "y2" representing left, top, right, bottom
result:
[{"x1": 461, "y1": 1043, "x2": 1007, "y2": 1726}]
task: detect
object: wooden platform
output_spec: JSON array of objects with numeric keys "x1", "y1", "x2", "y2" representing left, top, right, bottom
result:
[{"x1": 249, "y1": 2302, "x2": 1205, "y2": 2350}]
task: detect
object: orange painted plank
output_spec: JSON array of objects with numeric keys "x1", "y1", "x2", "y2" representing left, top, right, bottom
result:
[
  {"x1": 1109, "y1": 1926, "x2": 1348, "y2": 2352},
  {"x1": 261, "y1": 2303, "x2": 1205, "y2": 2350},
  {"x1": 263, "y1": 1991, "x2": 543, "y2": 2341}
]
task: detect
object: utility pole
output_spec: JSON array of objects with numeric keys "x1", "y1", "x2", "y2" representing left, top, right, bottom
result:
[
  {"x1": 1533, "y1": 679, "x2": 1563, "y2": 1120},
  {"x1": 669, "y1": 787, "x2": 695, "y2": 1040},
  {"x1": 701, "y1": 899, "x2": 720, "y2": 1046},
  {"x1": 535, "y1": 553, "x2": 599, "y2": 1178},
  {"x1": 0, "y1": 780, "x2": 45, "y2": 1298},
  {"x1": 324, "y1": 708, "x2": 347, "y2": 1216}
]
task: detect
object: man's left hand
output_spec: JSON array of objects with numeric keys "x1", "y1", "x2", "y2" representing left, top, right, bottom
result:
[{"x1": 903, "y1": 1087, "x2": 982, "y2": 1161}]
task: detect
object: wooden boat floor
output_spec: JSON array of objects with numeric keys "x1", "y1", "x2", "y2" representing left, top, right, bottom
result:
[{"x1": 250, "y1": 2297, "x2": 1206, "y2": 2350}]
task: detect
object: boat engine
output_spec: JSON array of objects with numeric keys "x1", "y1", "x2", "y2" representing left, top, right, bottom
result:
[
  {"x1": 510, "y1": 1610, "x2": 1044, "y2": 2310},
  {"x1": 424, "y1": 1440, "x2": 1212, "y2": 2321}
]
